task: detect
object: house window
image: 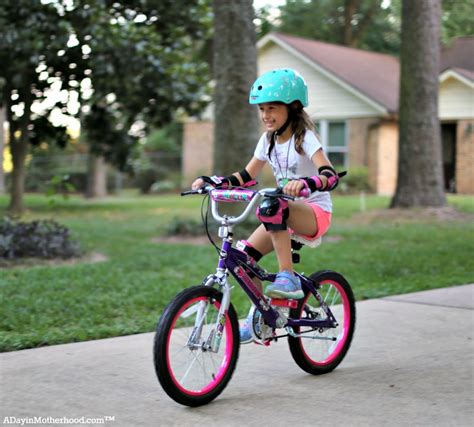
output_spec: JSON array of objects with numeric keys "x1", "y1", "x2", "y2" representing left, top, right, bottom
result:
[{"x1": 316, "y1": 120, "x2": 348, "y2": 167}]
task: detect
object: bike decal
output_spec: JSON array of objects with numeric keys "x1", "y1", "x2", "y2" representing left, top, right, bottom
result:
[
  {"x1": 233, "y1": 266, "x2": 271, "y2": 311},
  {"x1": 211, "y1": 189, "x2": 255, "y2": 202},
  {"x1": 213, "y1": 311, "x2": 227, "y2": 351}
]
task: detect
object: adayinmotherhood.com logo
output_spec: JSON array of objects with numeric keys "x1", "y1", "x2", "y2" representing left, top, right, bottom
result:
[{"x1": 3, "y1": 416, "x2": 115, "y2": 425}]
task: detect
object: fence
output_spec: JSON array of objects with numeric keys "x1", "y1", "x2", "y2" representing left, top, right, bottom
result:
[{"x1": 4, "y1": 151, "x2": 182, "y2": 194}]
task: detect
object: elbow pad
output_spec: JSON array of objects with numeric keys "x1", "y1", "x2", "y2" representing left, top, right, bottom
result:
[
  {"x1": 238, "y1": 168, "x2": 258, "y2": 188},
  {"x1": 301, "y1": 167, "x2": 347, "y2": 192},
  {"x1": 319, "y1": 166, "x2": 347, "y2": 191}
]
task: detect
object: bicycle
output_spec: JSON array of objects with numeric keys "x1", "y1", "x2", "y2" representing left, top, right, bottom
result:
[{"x1": 153, "y1": 185, "x2": 356, "y2": 407}]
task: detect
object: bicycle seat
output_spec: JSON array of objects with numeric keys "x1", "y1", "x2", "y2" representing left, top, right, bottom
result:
[
  {"x1": 291, "y1": 235, "x2": 322, "y2": 249},
  {"x1": 291, "y1": 240, "x2": 304, "y2": 251}
]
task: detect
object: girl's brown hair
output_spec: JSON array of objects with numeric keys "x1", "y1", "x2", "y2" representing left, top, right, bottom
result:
[{"x1": 266, "y1": 101, "x2": 315, "y2": 158}]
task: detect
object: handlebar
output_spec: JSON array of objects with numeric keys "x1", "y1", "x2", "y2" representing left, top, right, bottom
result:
[{"x1": 182, "y1": 186, "x2": 309, "y2": 226}]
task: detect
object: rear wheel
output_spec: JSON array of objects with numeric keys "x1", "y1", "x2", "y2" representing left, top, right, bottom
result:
[
  {"x1": 154, "y1": 286, "x2": 240, "y2": 406},
  {"x1": 288, "y1": 271, "x2": 355, "y2": 375}
]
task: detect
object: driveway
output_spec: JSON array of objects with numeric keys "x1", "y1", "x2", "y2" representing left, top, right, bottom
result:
[{"x1": 1, "y1": 284, "x2": 473, "y2": 426}]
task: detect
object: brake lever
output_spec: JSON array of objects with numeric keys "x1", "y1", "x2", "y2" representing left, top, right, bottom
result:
[
  {"x1": 181, "y1": 185, "x2": 214, "y2": 196},
  {"x1": 262, "y1": 188, "x2": 296, "y2": 201}
]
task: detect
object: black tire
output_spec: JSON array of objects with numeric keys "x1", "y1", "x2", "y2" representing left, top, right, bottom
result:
[
  {"x1": 288, "y1": 271, "x2": 356, "y2": 375},
  {"x1": 153, "y1": 286, "x2": 240, "y2": 407}
]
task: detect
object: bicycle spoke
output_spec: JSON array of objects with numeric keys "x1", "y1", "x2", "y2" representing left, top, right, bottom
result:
[
  {"x1": 157, "y1": 290, "x2": 237, "y2": 400},
  {"x1": 179, "y1": 350, "x2": 201, "y2": 386},
  {"x1": 290, "y1": 278, "x2": 354, "y2": 369}
]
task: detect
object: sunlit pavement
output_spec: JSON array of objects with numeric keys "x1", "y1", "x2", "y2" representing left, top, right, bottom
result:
[{"x1": 1, "y1": 284, "x2": 473, "y2": 427}]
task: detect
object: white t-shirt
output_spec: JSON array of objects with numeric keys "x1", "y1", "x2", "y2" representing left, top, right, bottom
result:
[{"x1": 254, "y1": 130, "x2": 332, "y2": 212}]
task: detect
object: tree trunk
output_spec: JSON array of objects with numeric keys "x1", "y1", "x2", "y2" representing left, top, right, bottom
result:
[
  {"x1": 343, "y1": 0, "x2": 356, "y2": 46},
  {"x1": 0, "y1": 107, "x2": 5, "y2": 194},
  {"x1": 8, "y1": 95, "x2": 32, "y2": 216},
  {"x1": 86, "y1": 153, "x2": 108, "y2": 198},
  {"x1": 8, "y1": 131, "x2": 28, "y2": 215},
  {"x1": 343, "y1": 0, "x2": 381, "y2": 47},
  {"x1": 391, "y1": 0, "x2": 446, "y2": 208},
  {"x1": 212, "y1": 0, "x2": 260, "y2": 176}
]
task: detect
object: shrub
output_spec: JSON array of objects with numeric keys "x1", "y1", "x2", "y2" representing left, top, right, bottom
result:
[
  {"x1": 338, "y1": 166, "x2": 371, "y2": 194},
  {"x1": 133, "y1": 168, "x2": 164, "y2": 194},
  {"x1": 0, "y1": 217, "x2": 81, "y2": 259},
  {"x1": 150, "y1": 180, "x2": 176, "y2": 193},
  {"x1": 164, "y1": 217, "x2": 205, "y2": 237}
]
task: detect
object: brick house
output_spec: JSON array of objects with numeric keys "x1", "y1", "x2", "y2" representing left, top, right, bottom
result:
[{"x1": 183, "y1": 33, "x2": 474, "y2": 194}]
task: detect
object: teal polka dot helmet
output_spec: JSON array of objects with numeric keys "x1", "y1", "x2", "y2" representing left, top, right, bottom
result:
[{"x1": 249, "y1": 68, "x2": 308, "y2": 107}]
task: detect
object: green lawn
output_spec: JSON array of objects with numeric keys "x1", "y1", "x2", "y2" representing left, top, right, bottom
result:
[{"x1": 0, "y1": 192, "x2": 473, "y2": 352}]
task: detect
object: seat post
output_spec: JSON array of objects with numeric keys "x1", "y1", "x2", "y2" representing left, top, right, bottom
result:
[{"x1": 291, "y1": 239, "x2": 304, "y2": 264}]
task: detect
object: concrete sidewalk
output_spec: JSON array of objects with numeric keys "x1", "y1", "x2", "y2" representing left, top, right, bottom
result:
[{"x1": 1, "y1": 284, "x2": 473, "y2": 427}]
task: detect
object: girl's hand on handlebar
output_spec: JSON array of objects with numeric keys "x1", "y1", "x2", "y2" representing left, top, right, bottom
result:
[
  {"x1": 191, "y1": 178, "x2": 205, "y2": 190},
  {"x1": 283, "y1": 179, "x2": 306, "y2": 198}
]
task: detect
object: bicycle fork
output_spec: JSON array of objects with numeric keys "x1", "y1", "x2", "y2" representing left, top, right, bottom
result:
[{"x1": 186, "y1": 271, "x2": 232, "y2": 353}]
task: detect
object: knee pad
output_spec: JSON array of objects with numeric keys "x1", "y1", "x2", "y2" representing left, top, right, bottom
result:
[{"x1": 256, "y1": 197, "x2": 289, "y2": 231}]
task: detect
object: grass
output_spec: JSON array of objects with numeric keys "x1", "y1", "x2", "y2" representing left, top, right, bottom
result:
[{"x1": 0, "y1": 191, "x2": 473, "y2": 352}]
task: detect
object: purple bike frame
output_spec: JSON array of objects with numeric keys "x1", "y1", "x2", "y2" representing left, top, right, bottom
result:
[{"x1": 218, "y1": 240, "x2": 337, "y2": 330}]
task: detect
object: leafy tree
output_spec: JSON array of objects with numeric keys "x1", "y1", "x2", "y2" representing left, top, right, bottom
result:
[
  {"x1": 0, "y1": 107, "x2": 5, "y2": 193},
  {"x1": 257, "y1": 0, "x2": 471, "y2": 54},
  {"x1": 69, "y1": 0, "x2": 211, "y2": 170},
  {"x1": 441, "y1": 0, "x2": 474, "y2": 43},
  {"x1": 271, "y1": 0, "x2": 401, "y2": 54},
  {"x1": 143, "y1": 123, "x2": 183, "y2": 155},
  {"x1": 0, "y1": 0, "x2": 212, "y2": 212},
  {"x1": 0, "y1": 0, "x2": 76, "y2": 214},
  {"x1": 213, "y1": 0, "x2": 260, "y2": 175},
  {"x1": 391, "y1": 0, "x2": 446, "y2": 208}
]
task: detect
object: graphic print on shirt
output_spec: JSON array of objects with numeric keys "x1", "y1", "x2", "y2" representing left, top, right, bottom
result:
[{"x1": 271, "y1": 144, "x2": 298, "y2": 187}]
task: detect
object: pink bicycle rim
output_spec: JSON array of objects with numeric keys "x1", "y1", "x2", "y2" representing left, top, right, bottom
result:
[
  {"x1": 166, "y1": 297, "x2": 234, "y2": 396},
  {"x1": 301, "y1": 280, "x2": 351, "y2": 366}
]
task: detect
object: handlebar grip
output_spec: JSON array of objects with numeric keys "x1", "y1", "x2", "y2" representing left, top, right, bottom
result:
[
  {"x1": 181, "y1": 185, "x2": 214, "y2": 196},
  {"x1": 298, "y1": 188, "x2": 311, "y2": 198}
]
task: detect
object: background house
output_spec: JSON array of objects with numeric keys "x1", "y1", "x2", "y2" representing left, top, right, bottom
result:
[{"x1": 182, "y1": 33, "x2": 474, "y2": 194}]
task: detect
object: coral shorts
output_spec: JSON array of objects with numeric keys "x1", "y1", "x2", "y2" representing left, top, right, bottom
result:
[{"x1": 289, "y1": 202, "x2": 332, "y2": 246}]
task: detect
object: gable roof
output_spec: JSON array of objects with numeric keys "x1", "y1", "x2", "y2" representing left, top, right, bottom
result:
[
  {"x1": 440, "y1": 37, "x2": 474, "y2": 86},
  {"x1": 259, "y1": 33, "x2": 474, "y2": 116},
  {"x1": 259, "y1": 32, "x2": 400, "y2": 114},
  {"x1": 440, "y1": 68, "x2": 474, "y2": 89},
  {"x1": 441, "y1": 37, "x2": 474, "y2": 74}
]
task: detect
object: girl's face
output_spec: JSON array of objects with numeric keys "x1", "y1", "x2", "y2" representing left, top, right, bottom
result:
[{"x1": 258, "y1": 102, "x2": 289, "y2": 132}]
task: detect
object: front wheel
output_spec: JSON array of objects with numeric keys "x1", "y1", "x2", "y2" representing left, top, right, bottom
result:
[
  {"x1": 153, "y1": 286, "x2": 240, "y2": 407},
  {"x1": 288, "y1": 271, "x2": 356, "y2": 375}
]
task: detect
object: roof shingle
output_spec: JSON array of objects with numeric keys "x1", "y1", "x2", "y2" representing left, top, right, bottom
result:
[
  {"x1": 263, "y1": 33, "x2": 474, "y2": 114},
  {"x1": 270, "y1": 32, "x2": 400, "y2": 113},
  {"x1": 440, "y1": 37, "x2": 474, "y2": 75}
]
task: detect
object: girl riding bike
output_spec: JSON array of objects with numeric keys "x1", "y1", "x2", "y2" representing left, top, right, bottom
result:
[{"x1": 192, "y1": 68, "x2": 344, "y2": 344}]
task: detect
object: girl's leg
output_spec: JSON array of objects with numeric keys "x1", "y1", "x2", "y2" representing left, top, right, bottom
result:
[
  {"x1": 242, "y1": 202, "x2": 323, "y2": 341},
  {"x1": 246, "y1": 224, "x2": 274, "y2": 293},
  {"x1": 265, "y1": 202, "x2": 319, "y2": 299},
  {"x1": 268, "y1": 201, "x2": 319, "y2": 272},
  {"x1": 240, "y1": 225, "x2": 273, "y2": 343},
  {"x1": 286, "y1": 201, "x2": 319, "y2": 237}
]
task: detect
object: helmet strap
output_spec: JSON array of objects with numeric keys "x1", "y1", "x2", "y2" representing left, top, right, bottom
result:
[{"x1": 275, "y1": 108, "x2": 293, "y2": 136}]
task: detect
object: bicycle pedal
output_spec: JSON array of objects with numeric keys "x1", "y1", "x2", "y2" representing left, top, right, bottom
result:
[
  {"x1": 254, "y1": 340, "x2": 272, "y2": 347},
  {"x1": 270, "y1": 298, "x2": 298, "y2": 309}
]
